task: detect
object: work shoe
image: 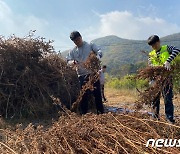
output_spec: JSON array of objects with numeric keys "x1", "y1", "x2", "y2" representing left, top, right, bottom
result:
[{"x1": 166, "y1": 118, "x2": 175, "y2": 124}]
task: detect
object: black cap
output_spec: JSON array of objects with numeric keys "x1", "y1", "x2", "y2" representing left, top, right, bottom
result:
[
  {"x1": 147, "y1": 35, "x2": 160, "y2": 45},
  {"x1": 70, "y1": 31, "x2": 81, "y2": 41}
]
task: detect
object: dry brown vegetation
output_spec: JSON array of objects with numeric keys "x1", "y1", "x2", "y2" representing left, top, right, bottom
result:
[
  {"x1": 0, "y1": 112, "x2": 180, "y2": 154},
  {"x1": 0, "y1": 33, "x2": 80, "y2": 119},
  {"x1": 135, "y1": 65, "x2": 179, "y2": 110}
]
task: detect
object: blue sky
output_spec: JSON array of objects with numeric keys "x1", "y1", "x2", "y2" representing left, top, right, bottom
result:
[{"x1": 1, "y1": 0, "x2": 180, "y2": 51}]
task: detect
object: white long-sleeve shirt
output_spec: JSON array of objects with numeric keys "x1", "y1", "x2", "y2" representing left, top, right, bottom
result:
[{"x1": 66, "y1": 41, "x2": 102, "y2": 76}]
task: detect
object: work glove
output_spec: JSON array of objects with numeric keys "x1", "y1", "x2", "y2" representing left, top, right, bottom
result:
[
  {"x1": 96, "y1": 52, "x2": 102, "y2": 59},
  {"x1": 149, "y1": 80, "x2": 155, "y2": 87},
  {"x1": 164, "y1": 61, "x2": 171, "y2": 71},
  {"x1": 96, "y1": 54, "x2": 100, "y2": 59},
  {"x1": 67, "y1": 60, "x2": 78, "y2": 65},
  {"x1": 98, "y1": 51, "x2": 103, "y2": 58}
]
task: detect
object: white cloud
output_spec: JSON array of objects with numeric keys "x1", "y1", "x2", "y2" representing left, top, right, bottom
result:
[
  {"x1": 83, "y1": 10, "x2": 180, "y2": 41},
  {"x1": 96, "y1": 11, "x2": 180, "y2": 40},
  {"x1": 0, "y1": 0, "x2": 69, "y2": 51},
  {"x1": 0, "y1": 0, "x2": 48, "y2": 37},
  {"x1": 0, "y1": 0, "x2": 12, "y2": 18},
  {"x1": 1, "y1": 1, "x2": 180, "y2": 51}
]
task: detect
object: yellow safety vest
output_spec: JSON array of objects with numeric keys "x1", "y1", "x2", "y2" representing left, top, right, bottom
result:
[{"x1": 149, "y1": 45, "x2": 170, "y2": 66}]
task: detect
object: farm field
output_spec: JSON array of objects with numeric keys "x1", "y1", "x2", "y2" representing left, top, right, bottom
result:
[
  {"x1": 105, "y1": 88, "x2": 180, "y2": 118},
  {"x1": 0, "y1": 88, "x2": 180, "y2": 154}
]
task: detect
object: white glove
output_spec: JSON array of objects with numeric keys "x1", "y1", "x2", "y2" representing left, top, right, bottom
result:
[
  {"x1": 164, "y1": 61, "x2": 171, "y2": 71},
  {"x1": 98, "y1": 51, "x2": 103, "y2": 58},
  {"x1": 96, "y1": 55, "x2": 100, "y2": 59},
  {"x1": 149, "y1": 80, "x2": 155, "y2": 87}
]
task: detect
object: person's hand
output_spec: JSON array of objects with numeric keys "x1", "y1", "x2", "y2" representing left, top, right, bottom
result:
[
  {"x1": 74, "y1": 61, "x2": 85, "y2": 68},
  {"x1": 96, "y1": 54, "x2": 100, "y2": 59},
  {"x1": 68, "y1": 60, "x2": 79, "y2": 68},
  {"x1": 98, "y1": 51, "x2": 103, "y2": 58},
  {"x1": 70, "y1": 60, "x2": 83, "y2": 70},
  {"x1": 149, "y1": 80, "x2": 155, "y2": 87},
  {"x1": 164, "y1": 61, "x2": 171, "y2": 71}
]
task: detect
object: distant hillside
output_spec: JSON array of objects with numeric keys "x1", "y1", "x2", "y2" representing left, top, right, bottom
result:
[{"x1": 62, "y1": 33, "x2": 180, "y2": 77}]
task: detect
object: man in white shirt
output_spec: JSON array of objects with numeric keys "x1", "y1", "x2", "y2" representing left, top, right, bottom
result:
[{"x1": 66, "y1": 31, "x2": 104, "y2": 114}]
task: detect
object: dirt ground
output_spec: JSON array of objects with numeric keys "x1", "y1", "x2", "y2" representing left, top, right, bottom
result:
[{"x1": 104, "y1": 88, "x2": 180, "y2": 118}]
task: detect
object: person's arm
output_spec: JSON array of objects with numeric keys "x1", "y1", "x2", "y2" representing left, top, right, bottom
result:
[
  {"x1": 148, "y1": 57, "x2": 153, "y2": 66},
  {"x1": 166, "y1": 45, "x2": 180, "y2": 63},
  {"x1": 66, "y1": 49, "x2": 77, "y2": 65},
  {"x1": 164, "y1": 45, "x2": 180, "y2": 70},
  {"x1": 90, "y1": 42, "x2": 103, "y2": 58}
]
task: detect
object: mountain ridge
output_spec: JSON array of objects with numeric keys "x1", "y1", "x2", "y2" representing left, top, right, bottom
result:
[{"x1": 61, "y1": 33, "x2": 180, "y2": 76}]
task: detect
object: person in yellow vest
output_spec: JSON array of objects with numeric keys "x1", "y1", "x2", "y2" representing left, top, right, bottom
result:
[{"x1": 147, "y1": 35, "x2": 179, "y2": 124}]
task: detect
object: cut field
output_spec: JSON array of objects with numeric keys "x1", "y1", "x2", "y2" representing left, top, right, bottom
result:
[{"x1": 105, "y1": 87, "x2": 180, "y2": 117}]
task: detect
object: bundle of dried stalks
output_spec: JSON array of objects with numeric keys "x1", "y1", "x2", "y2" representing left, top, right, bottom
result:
[
  {"x1": 83, "y1": 52, "x2": 101, "y2": 73},
  {"x1": 135, "y1": 61, "x2": 180, "y2": 110},
  {"x1": 71, "y1": 52, "x2": 101, "y2": 112},
  {"x1": 0, "y1": 112, "x2": 179, "y2": 154},
  {"x1": 0, "y1": 34, "x2": 80, "y2": 118}
]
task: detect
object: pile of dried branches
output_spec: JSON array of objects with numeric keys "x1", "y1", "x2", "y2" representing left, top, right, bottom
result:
[
  {"x1": 0, "y1": 34, "x2": 80, "y2": 118},
  {"x1": 135, "y1": 61, "x2": 180, "y2": 110},
  {"x1": 84, "y1": 52, "x2": 101, "y2": 72},
  {"x1": 0, "y1": 112, "x2": 179, "y2": 154}
]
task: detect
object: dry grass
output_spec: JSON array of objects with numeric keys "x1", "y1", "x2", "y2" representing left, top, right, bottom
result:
[
  {"x1": 0, "y1": 112, "x2": 180, "y2": 154},
  {"x1": 105, "y1": 88, "x2": 138, "y2": 108},
  {"x1": 0, "y1": 85, "x2": 179, "y2": 154}
]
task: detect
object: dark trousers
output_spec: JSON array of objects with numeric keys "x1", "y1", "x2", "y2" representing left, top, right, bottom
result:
[
  {"x1": 152, "y1": 80, "x2": 174, "y2": 121},
  {"x1": 78, "y1": 75, "x2": 104, "y2": 114}
]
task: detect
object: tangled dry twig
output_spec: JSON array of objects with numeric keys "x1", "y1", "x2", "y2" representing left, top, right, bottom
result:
[
  {"x1": 134, "y1": 62, "x2": 180, "y2": 110},
  {"x1": 0, "y1": 112, "x2": 179, "y2": 154},
  {"x1": 0, "y1": 34, "x2": 80, "y2": 118}
]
